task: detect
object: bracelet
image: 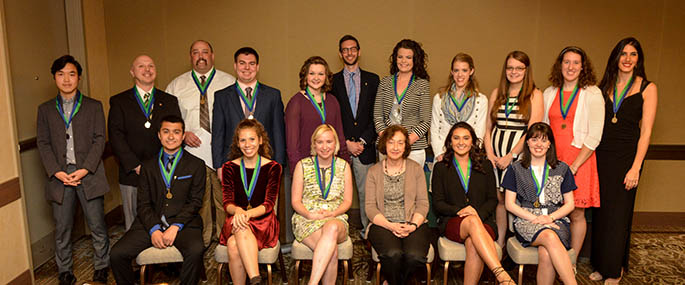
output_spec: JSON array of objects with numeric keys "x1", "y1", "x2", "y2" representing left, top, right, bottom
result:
[
  {"x1": 407, "y1": 222, "x2": 418, "y2": 229},
  {"x1": 549, "y1": 214, "x2": 555, "y2": 221}
]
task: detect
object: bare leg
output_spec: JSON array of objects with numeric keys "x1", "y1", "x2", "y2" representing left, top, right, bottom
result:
[
  {"x1": 531, "y1": 230, "x2": 577, "y2": 285},
  {"x1": 320, "y1": 246, "x2": 338, "y2": 285},
  {"x1": 496, "y1": 191, "x2": 508, "y2": 248},
  {"x1": 536, "y1": 246, "x2": 556, "y2": 285},
  {"x1": 569, "y1": 208, "x2": 586, "y2": 256},
  {"x1": 234, "y1": 228, "x2": 261, "y2": 279},
  {"x1": 463, "y1": 238, "x2": 484, "y2": 285},
  {"x1": 301, "y1": 220, "x2": 347, "y2": 285},
  {"x1": 460, "y1": 215, "x2": 514, "y2": 283},
  {"x1": 227, "y1": 236, "x2": 246, "y2": 285}
]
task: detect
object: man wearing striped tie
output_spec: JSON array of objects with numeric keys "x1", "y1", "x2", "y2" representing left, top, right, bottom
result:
[
  {"x1": 109, "y1": 55, "x2": 182, "y2": 231},
  {"x1": 166, "y1": 40, "x2": 236, "y2": 248}
]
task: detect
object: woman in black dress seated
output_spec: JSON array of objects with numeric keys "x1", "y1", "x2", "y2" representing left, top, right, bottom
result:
[{"x1": 432, "y1": 122, "x2": 514, "y2": 284}]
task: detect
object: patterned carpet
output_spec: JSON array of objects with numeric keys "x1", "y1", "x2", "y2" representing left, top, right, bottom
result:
[{"x1": 35, "y1": 224, "x2": 685, "y2": 284}]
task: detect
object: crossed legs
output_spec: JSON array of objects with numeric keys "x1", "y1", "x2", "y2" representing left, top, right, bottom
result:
[
  {"x1": 226, "y1": 227, "x2": 261, "y2": 284},
  {"x1": 531, "y1": 229, "x2": 577, "y2": 285},
  {"x1": 301, "y1": 219, "x2": 347, "y2": 285},
  {"x1": 459, "y1": 216, "x2": 513, "y2": 284}
]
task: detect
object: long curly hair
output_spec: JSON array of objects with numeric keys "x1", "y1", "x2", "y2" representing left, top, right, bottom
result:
[
  {"x1": 389, "y1": 39, "x2": 429, "y2": 80},
  {"x1": 548, "y1": 46, "x2": 597, "y2": 88},
  {"x1": 489, "y1": 51, "x2": 536, "y2": 124},
  {"x1": 598, "y1": 37, "x2": 647, "y2": 99},
  {"x1": 442, "y1": 122, "x2": 486, "y2": 173},
  {"x1": 227, "y1": 119, "x2": 273, "y2": 161},
  {"x1": 298, "y1": 56, "x2": 333, "y2": 93}
]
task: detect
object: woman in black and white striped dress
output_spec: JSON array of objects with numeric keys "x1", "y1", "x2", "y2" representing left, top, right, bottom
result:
[
  {"x1": 374, "y1": 39, "x2": 431, "y2": 167},
  {"x1": 484, "y1": 50, "x2": 544, "y2": 248}
]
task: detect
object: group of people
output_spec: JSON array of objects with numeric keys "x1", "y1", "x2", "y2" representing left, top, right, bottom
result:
[{"x1": 36, "y1": 34, "x2": 656, "y2": 285}]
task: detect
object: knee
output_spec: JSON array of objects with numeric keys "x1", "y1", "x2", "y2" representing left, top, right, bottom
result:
[
  {"x1": 404, "y1": 249, "x2": 427, "y2": 266},
  {"x1": 323, "y1": 222, "x2": 342, "y2": 237},
  {"x1": 110, "y1": 243, "x2": 129, "y2": 264},
  {"x1": 463, "y1": 215, "x2": 482, "y2": 229},
  {"x1": 383, "y1": 248, "x2": 404, "y2": 263},
  {"x1": 570, "y1": 209, "x2": 585, "y2": 221},
  {"x1": 537, "y1": 230, "x2": 561, "y2": 246}
]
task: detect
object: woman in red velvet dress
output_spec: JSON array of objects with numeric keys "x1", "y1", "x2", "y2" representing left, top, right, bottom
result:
[
  {"x1": 542, "y1": 46, "x2": 603, "y2": 257},
  {"x1": 220, "y1": 119, "x2": 283, "y2": 285}
]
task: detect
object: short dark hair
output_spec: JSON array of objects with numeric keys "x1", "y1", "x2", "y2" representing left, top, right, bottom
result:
[
  {"x1": 234, "y1": 47, "x2": 260, "y2": 64},
  {"x1": 520, "y1": 122, "x2": 559, "y2": 169},
  {"x1": 159, "y1": 115, "x2": 185, "y2": 132},
  {"x1": 190, "y1": 40, "x2": 213, "y2": 53},
  {"x1": 338, "y1": 35, "x2": 360, "y2": 51},
  {"x1": 377, "y1": 125, "x2": 411, "y2": 158},
  {"x1": 51, "y1": 55, "x2": 82, "y2": 76}
]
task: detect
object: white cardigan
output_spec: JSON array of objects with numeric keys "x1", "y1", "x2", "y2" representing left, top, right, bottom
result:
[
  {"x1": 542, "y1": 85, "x2": 605, "y2": 150},
  {"x1": 430, "y1": 92, "x2": 488, "y2": 157}
]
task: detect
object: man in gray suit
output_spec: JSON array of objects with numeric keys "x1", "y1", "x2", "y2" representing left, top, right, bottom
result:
[{"x1": 36, "y1": 55, "x2": 110, "y2": 285}]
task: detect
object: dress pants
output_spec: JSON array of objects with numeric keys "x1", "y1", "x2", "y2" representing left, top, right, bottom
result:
[
  {"x1": 52, "y1": 164, "x2": 110, "y2": 273},
  {"x1": 110, "y1": 226, "x2": 204, "y2": 284},
  {"x1": 367, "y1": 223, "x2": 431, "y2": 285},
  {"x1": 351, "y1": 156, "x2": 373, "y2": 237},
  {"x1": 199, "y1": 166, "x2": 224, "y2": 247},
  {"x1": 119, "y1": 184, "x2": 137, "y2": 231}
]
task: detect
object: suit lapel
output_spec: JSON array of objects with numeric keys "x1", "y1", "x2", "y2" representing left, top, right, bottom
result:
[{"x1": 227, "y1": 84, "x2": 246, "y2": 120}]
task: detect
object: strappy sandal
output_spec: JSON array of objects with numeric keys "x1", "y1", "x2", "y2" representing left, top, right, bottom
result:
[
  {"x1": 492, "y1": 266, "x2": 516, "y2": 284},
  {"x1": 589, "y1": 271, "x2": 603, "y2": 281}
]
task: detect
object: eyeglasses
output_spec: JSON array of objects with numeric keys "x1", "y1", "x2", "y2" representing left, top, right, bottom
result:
[
  {"x1": 506, "y1": 66, "x2": 526, "y2": 72},
  {"x1": 340, "y1": 47, "x2": 359, "y2": 54}
]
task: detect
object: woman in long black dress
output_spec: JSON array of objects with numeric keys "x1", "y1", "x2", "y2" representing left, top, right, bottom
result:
[{"x1": 591, "y1": 37, "x2": 658, "y2": 284}]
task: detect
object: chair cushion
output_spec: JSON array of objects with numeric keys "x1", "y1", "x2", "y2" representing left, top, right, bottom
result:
[
  {"x1": 438, "y1": 237, "x2": 502, "y2": 261},
  {"x1": 136, "y1": 246, "x2": 184, "y2": 265},
  {"x1": 506, "y1": 237, "x2": 577, "y2": 265},
  {"x1": 292, "y1": 238, "x2": 353, "y2": 260},
  {"x1": 214, "y1": 241, "x2": 281, "y2": 264},
  {"x1": 372, "y1": 244, "x2": 434, "y2": 263}
]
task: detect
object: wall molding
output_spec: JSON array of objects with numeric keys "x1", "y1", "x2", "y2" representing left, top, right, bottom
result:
[
  {"x1": 0, "y1": 177, "x2": 20, "y2": 207},
  {"x1": 633, "y1": 211, "x2": 685, "y2": 227},
  {"x1": 644, "y1": 144, "x2": 685, "y2": 160}
]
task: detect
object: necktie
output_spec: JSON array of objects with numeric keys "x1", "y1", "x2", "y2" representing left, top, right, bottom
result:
[
  {"x1": 244, "y1": 87, "x2": 253, "y2": 117},
  {"x1": 143, "y1": 93, "x2": 151, "y2": 109},
  {"x1": 166, "y1": 155, "x2": 174, "y2": 172},
  {"x1": 199, "y1": 75, "x2": 210, "y2": 132},
  {"x1": 348, "y1": 72, "x2": 357, "y2": 117}
]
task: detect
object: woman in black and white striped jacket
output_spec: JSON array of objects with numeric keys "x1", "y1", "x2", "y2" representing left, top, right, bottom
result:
[{"x1": 373, "y1": 39, "x2": 432, "y2": 167}]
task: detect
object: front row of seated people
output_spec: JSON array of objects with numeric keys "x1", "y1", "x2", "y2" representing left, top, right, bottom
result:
[{"x1": 107, "y1": 114, "x2": 573, "y2": 284}]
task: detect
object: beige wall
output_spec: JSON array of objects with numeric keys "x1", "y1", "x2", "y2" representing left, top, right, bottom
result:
[
  {"x1": 86, "y1": 1, "x2": 685, "y2": 213},
  {"x1": 0, "y1": 0, "x2": 33, "y2": 282}
]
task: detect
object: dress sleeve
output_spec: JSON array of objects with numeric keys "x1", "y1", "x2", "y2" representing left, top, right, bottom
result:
[
  {"x1": 261, "y1": 163, "x2": 283, "y2": 215},
  {"x1": 501, "y1": 165, "x2": 518, "y2": 193},
  {"x1": 222, "y1": 163, "x2": 236, "y2": 211},
  {"x1": 285, "y1": 96, "x2": 302, "y2": 173},
  {"x1": 561, "y1": 166, "x2": 578, "y2": 194}
]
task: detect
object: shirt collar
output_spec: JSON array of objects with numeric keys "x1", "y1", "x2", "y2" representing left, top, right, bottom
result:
[
  {"x1": 192, "y1": 67, "x2": 215, "y2": 79},
  {"x1": 135, "y1": 85, "x2": 154, "y2": 96},
  {"x1": 343, "y1": 66, "x2": 360, "y2": 77}
]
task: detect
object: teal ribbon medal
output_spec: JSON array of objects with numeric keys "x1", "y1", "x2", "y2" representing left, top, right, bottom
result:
[
  {"x1": 305, "y1": 87, "x2": 326, "y2": 123},
  {"x1": 530, "y1": 162, "x2": 550, "y2": 208},
  {"x1": 612, "y1": 76, "x2": 634, "y2": 124},
  {"x1": 237, "y1": 81, "x2": 260, "y2": 119},
  {"x1": 133, "y1": 87, "x2": 155, "y2": 128},
  {"x1": 314, "y1": 156, "x2": 336, "y2": 200},
  {"x1": 55, "y1": 91, "x2": 83, "y2": 138},
  {"x1": 240, "y1": 156, "x2": 262, "y2": 209},
  {"x1": 451, "y1": 157, "x2": 471, "y2": 194},
  {"x1": 158, "y1": 148, "x2": 183, "y2": 199}
]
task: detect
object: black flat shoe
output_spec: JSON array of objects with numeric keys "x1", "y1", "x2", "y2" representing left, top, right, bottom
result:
[
  {"x1": 93, "y1": 267, "x2": 109, "y2": 283},
  {"x1": 59, "y1": 272, "x2": 76, "y2": 285}
]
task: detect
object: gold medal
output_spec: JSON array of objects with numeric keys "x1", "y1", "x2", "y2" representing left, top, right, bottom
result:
[
  {"x1": 533, "y1": 199, "x2": 541, "y2": 208},
  {"x1": 561, "y1": 123, "x2": 566, "y2": 129},
  {"x1": 166, "y1": 190, "x2": 173, "y2": 199},
  {"x1": 611, "y1": 115, "x2": 618, "y2": 124},
  {"x1": 200, "y1": 95, "x2": 206, "y2": 105},
  {"x1": 246, "y1": 204, "x2": 252, "y2": 210}
]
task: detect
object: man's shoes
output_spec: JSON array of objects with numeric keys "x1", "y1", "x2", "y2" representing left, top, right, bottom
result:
[
  {"x1": 93, "y1": 267, "x2": 109, "y2": 283},
  {"x1": 58, "y1": 272, "x2": 76, "y2": 285}
]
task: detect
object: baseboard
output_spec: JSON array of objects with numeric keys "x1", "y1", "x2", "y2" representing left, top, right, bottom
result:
[
  {"x1": 633, "y1": 211, "x2": 685, "y2": 227},
  {"x1": 31, "y1": 231, "x2": 56, "y2": 270},
  {"x1": 8, "y1": 269, "x2": 32, "y2": 285}
]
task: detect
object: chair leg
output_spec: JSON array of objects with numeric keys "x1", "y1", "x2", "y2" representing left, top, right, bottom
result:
[
  {"x1": 217, "y1": 263, "x2": 224, "y2": 285},
  {"x1": 443, "y1": 261, "x2": 449, "y2": 285},
  {"x1": 140, "y1": 264, "x2": 147, "y2": 285},
  {"x1": 366, "y1": 257, "x2": 374, "y2": 282},
  {"x1": 426, "y1": 262, "x2": 431, "y2": 284},
  {"x1": 278, "y1": 251, "x2": 288, "y2": 285},
  {"x1": 518, "y1": 264, "x2": 524, "y2": 285},
  {"x1": 267, "y1": 264, "x2": 272, "y2": 285},
  {"x1": 375, "y1": 263, "x2": 381, "y2": 285},
  {"x1": 342, "y1": 260, "x2": 349, "y2": 285},
  {"x1": 294, "y1": 260, "x2": 300, "y2": 285},
  {"x1": 348, "y1": 259, "x2": 354, "y2": 281}
]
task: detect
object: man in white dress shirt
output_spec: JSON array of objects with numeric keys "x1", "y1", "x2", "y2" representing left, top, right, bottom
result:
[{"x1": 166, "y1": 40, "x2": 236, "y2": 247}]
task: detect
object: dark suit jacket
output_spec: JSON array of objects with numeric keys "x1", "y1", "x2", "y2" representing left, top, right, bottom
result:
[
  {"x1": 431, "y1": 158, "x2": 498, "y2": 238},
  {"x1": 211, "y1": 82, "x2": 286, "y2": 169},
  {"x1": 132, "y1": 150, "x2": 206, "y2": 232},
  {"x1": 36, "y1": 93, "x2": 109, "y2": 203},
  {"x1": 108, "y1": 87, "x2": 182, "y2": 186},
  {"x1": 331, "y1": 69, "x2": 380, "y2": 164}
]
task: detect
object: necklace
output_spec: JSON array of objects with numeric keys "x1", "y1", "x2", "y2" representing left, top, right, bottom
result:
[{"x1": 384, "y1": 160, "x2": 404, "y2": 176}]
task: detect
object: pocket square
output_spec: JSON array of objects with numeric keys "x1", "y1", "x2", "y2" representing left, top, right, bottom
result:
[{"x1": 176, "y1": 175, "x2": 192, "y2": 180}]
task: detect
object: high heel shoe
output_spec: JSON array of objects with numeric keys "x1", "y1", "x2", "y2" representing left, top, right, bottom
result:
[{"x1": 492, "y1": 266, "x2": 516, "y2": 284}]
